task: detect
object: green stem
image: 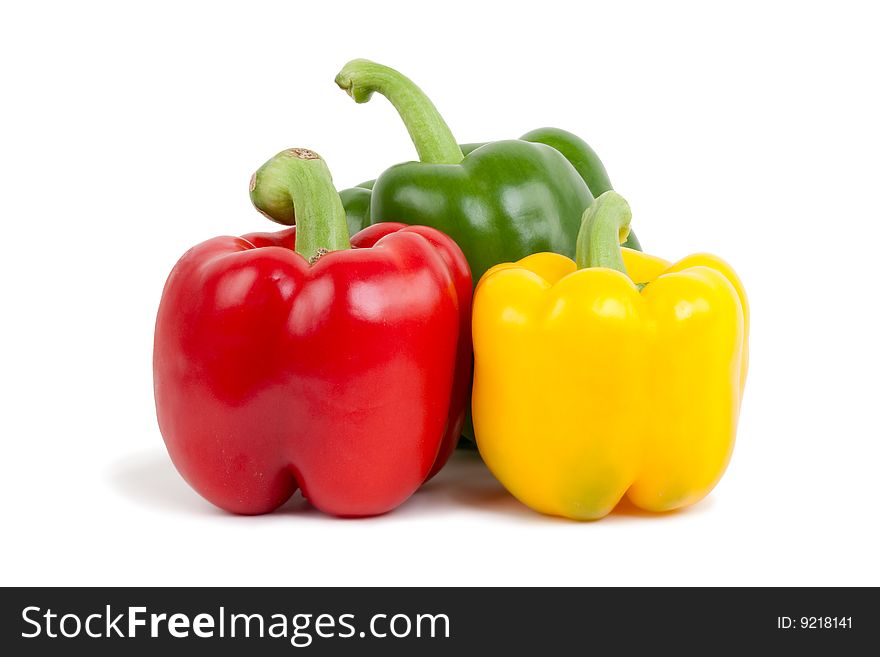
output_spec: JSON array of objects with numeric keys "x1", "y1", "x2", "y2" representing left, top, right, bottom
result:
[
  {"x1": 575, "y1": 191, "x2": 633, "y2": 273},
  {"x1": 335, "y1": 59, "x2": 464, "y2": 165},
  {"x1": 249, "y1": 148, "x2": 351, "y2": 262}
]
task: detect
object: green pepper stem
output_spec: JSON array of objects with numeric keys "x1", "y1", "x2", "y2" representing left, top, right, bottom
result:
[
  {"x1": 249, "y1": 148, "x2": 351, "y2": 262},
  {"x1": 335, "y1": 59, "x2": 464, "y2": 165},
  {"x1": 575, "y1": 191, "x2": 633, "y2": 273}
]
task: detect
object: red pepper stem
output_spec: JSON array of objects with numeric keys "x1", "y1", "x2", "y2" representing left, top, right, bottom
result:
[
  {"x1": 249, "y1": 148, "x2": 351, "y2": 262},
  {"x1": 575, "y1": 191, "x2": 633, "y2": 274},
  {"x1": 335, "y1": 59, "x2": 464, "y2": 165}
]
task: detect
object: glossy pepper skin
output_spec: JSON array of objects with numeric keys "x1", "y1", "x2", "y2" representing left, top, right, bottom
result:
[
  {"x1": 154, "y1": 149, "x2": 472, "y2": 517},
  {"x1": 338, "y1": 179, "x2": 374, "y2": 236},
  {"x1": 340, "y1": 131, "x2": 640, "y2": 251},
  {"x1": 472, "y1": 192, "x2": 748, "y2": 520},
  {"x1": 332, "y1": 60, "x2": 639, "y2": 286}
]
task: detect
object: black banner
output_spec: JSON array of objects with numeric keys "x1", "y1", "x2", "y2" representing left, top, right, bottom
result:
[{"x1": 1, "y1": 587, "x2": 874, "y2": 654}]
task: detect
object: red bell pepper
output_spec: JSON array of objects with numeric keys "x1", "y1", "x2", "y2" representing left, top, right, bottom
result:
[{"x1": 153, "y1": 148, "x2": 472, "y2": 517}]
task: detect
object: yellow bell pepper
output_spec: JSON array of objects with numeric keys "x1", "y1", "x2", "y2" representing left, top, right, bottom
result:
[{"x1": 472, "y1": 191, "x2": 749, "y2": 520}]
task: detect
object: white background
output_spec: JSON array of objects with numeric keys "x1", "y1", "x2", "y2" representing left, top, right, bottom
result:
[{"x1": 2, "y1": 0, "x2": 878, "y2": 586}]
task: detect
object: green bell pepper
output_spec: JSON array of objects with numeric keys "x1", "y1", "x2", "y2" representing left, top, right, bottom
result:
[
  {"x1": 332, "y1": 59, "x2": 640, "y2": 284},
  {"x1": 338, "y1": 179, "x2": 374, "y2": 237}
]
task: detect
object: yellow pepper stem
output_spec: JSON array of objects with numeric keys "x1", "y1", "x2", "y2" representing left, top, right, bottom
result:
[{"x1": 575, "y1": 191, "x2": 633, "y2": 274}]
